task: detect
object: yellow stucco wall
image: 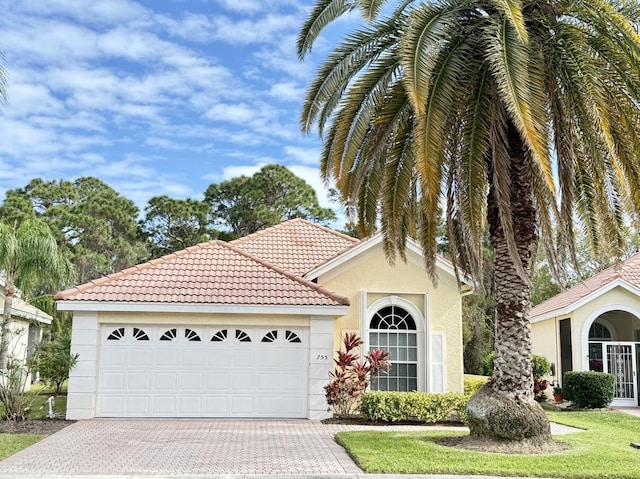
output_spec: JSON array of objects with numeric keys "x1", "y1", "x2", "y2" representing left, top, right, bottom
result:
[
  {"x1": 98, "y1": 311, "x2": 310, "y2": 327},
  {"x1": 319, "y1": 244, "x2": 464, "y2": 393},
  {"x1": 531, "y1": 317, "x2": 562, "y2": 383}
]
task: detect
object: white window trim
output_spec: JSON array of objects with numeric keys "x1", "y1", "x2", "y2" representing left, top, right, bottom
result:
[{"x1": 362, "y1": 294, "x2": 426, "y2": 392}]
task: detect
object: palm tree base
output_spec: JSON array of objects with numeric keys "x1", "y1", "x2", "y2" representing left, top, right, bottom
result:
[{"x1": 466, "y1": 383, "x2": 552, "y2": 444}]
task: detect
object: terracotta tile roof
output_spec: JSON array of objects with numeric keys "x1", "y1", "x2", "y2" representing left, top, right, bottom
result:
[
  {"x1": 530, "y1": 252, "x2": 640, "y2": 319},
  {"x1": 55, "y1": 240, "x2": 349, "y2": 307},
  {"x1": 231, "y1": 218, "x2": 360, "y2": 276}
]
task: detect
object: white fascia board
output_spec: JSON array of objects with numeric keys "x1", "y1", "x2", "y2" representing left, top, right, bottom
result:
[
  {"x1": 530, "y1": 279, "x2": 640, "y2": 323},
  {"x1": 11, "y1": 309, "x2": 52, "y2": 325},
  {"x1": 55, "y1": 300, "x2": 348, "y2": 317}
]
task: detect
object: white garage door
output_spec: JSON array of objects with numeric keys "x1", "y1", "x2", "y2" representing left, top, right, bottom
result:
[{"x1": 96, "y1": 324, "x2": 308, "y2": 418}]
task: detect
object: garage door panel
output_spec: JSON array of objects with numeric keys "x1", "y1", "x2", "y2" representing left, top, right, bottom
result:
[
  {"x1": 126, "y1": 396, "x2": 150, "y2": 415},
  {"x1": 98, "y1": 396, "x2": 123, "y2": 415},
  {"x1": 206, "y1": 373, "x2": 229, "y2": 389},
  {"x1": 100, "y1": 372, "x2": 125, "y2": 391},
  {"x1": 128, "y1": 349, "x2": 153, "y2": 366},
  {"x1": 152, "y1": 396, "x2": 177, "y2": 415},
  {"x1": 154, "y1": 372, "x2": 179, "y2": 390},
  {"x1": 156, "y1": 349, "x2": 179, "y2": 366},
  {"x1": 181, "y1": 349, "x2": 206, "y2": 367},
  {"x1": 101, "y1": 348, "x2": 126, "y2": 366},
  {"x1": 97, "y1": 325, "x2": 308, "y2": 418},
  {"x1": 231, "y1": 396, "x2": 253, "y2": 415},
  {"x1": 205, "y1": 396, "x2": 228, "y2": 415},
  {"x1": 206, "y1": 349, "x2": 229, "y2": 367},
  {"x1": 128, "y1": 372, "x2": 151, "y2": 390},
  {"x1": 179, "y1": 396, "x2": 202, "y2": 414},
  {"x1": 231, "y1": 349, "x2": 254, "y2": 367},
  {"x1": 180, "y1": 372, "x2": 204, "y2": 390},
  {"x1": 279, "y1": 374, "x2": 306, "y2": 392}
]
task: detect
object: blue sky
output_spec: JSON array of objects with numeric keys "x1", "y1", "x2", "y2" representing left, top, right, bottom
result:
[{"x1": 0, "y1": 0, "x2": 360, "y2": 223}]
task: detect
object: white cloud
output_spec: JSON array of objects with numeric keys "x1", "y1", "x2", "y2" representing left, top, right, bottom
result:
[
  {"x1": 10, "y1": 0, "x2": 149, "y2": 25},
  {"x1": 269, "y1": 81, "x2": 304, "y2": 102},
  {"x1": 210, "y1": 14, "x2": 300, "y2": 44},
  {"x1": 284, "y1": 146, "x2": 321, "y2": 165}
]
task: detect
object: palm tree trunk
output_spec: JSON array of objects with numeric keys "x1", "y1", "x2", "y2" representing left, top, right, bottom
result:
[{"x1": 465, "y1": 123, "x2": 552, "y2": 444}]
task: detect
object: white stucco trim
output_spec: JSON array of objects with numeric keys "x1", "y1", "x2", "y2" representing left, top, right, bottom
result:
[
  {"x1": 580, "y1": 303, "x2": 640, "y2": 370},
  {"x1": 532, "y1": 279, "x2": 640, "y2": 324},
  {"x1": 364, "y1": 295, "x2": 427, "y2": 392},
  {"x1": 56, "y1": 301, "x2": 348, "y2": 316}
]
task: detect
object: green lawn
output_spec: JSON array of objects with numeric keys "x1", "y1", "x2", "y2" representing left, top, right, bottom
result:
[
  {"x1": 0, "y1": 434, "x2": 44, "y2": 460},
  {"x1": 335, "y1": 411, "x2": 640, "y2": 479}
]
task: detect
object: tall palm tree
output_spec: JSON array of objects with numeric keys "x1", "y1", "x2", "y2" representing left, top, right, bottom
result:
[
  {"x1": 0, "y1": 219, "x2": 75, "y2": 369},
  {"x1": 298, "y1": 0, "x2": 640, "y2": 445}
]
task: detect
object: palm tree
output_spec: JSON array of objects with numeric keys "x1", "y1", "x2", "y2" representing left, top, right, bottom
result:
[
  {"x1": 298, "y1": 0, "x2": 640, "y2": 446},
  {"x1": 0, "y1": 219, "x2": 75, "y2": 369}
]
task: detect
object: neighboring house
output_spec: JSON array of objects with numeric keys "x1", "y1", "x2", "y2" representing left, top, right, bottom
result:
[
  {"x1": 56, "y1": 219, "x2": 472, "y2": 420},
  {"x1": 531, "y1": 252, "x2": 640, "y2": 407},
  {"x1": 0, "y1": 279, "x2": 52, "y2": 390}
]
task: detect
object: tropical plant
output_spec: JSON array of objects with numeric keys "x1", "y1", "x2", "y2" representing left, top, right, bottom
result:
[
  {"x1": 0, "y1": 219, "x2": 75, "y2": 369},
  {"x1": 325, "y1": 332, "x2": 390, "y2": 416},
  {"x1": 298, "y1": 0, "x2": 640, "y2": 446},
  {"x1": 27, "y1": 334, "x2": 78, "y2": 394}
]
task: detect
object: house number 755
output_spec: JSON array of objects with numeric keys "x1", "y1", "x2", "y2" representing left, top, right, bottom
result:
[{"x1": 316, "y1": 354, "x2": 328, "y2": 361}]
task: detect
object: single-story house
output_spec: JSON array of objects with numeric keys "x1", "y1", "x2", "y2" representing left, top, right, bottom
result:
[
  {"x1": 0, "y1": 278, "x2": 52, "y2": 390},
  {"x1": 531, "y1": 252, "x2": 640, "y2": 407},
  {"x1": 57, "y1": 219, "x2": 472, "y2": 420}
]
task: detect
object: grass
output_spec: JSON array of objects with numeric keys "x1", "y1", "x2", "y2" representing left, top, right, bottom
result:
[
  {"x1": 335, "y1": 410, "x2": 640, "y2": 479},
  {"x1": 0, "y1": 434, "x2": 44, "y2": 460}
]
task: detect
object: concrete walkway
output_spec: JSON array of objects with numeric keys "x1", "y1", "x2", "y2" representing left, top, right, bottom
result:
[
  {"x1": 614, "y1": 407, "x2": 640, "y2": 417},
  {"x1": 0, "y1": 419, "x2": 580, "y2": 478}
]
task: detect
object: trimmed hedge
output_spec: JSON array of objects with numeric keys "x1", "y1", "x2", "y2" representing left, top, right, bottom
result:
[
  {"x1": 464, "y1": 376, "x2": 489, "y2": 395},
  {"x1": 360, "y1": 391, "x2": 467, "y2": 423},
  {"x1": 563, "y1": 371, "x2": 615, "y2": 408},
  {"x1": 482, "y1": 352, "x2": 550, "y2": 378}
]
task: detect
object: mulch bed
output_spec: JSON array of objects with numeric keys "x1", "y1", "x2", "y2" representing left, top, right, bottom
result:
[{"x1": 0, "y1": 420, "x2": 75, "y2": 436}]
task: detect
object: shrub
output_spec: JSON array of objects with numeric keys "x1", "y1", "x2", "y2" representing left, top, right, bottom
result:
[
  {"x1": 563, "y1": 371, "x2": 615, "y2": 408},
  {"x1": 482, "y1": 352, "x2": 550, "y2": 379},
  {"x1": 482, "y1": 351, "x2": 495, "y2": 376},
  {"x1": 464, "y1": 376, "x2": 489, "y2": 395},
  {"x1": 532, "y1": 354, "x2": 551, "y2": 378},
  {"x1": 0, "y1": 354, "x2": 39, "y2": 420},
  {"x1": 325, "y1": 333, "x2": 390, "y2": 416},
  {"x1": 360, "y1": 391, "x2": 467, "y2": 423},
  {"x1": 27, "y1": 335, "x2": 78, "y2": 394}
]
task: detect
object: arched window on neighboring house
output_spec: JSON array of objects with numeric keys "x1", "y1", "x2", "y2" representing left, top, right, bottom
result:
[
  {"x1": 589, "y1": 322, "x2": 612, "y2": 341},
  {"x1": 368, "y1": 305, "x2": 418, "y2": 392}
]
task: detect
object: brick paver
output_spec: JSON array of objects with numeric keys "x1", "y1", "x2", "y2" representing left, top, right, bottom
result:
[{"x1": 0, "y1": 419, "x2": 581, "y2": 477}]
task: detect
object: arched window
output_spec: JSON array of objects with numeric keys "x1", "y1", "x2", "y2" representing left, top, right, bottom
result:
[
  {"x1": 589, "y1": 322, "x2": 612, "y2": 341},
  {"x1": 369, "y1": 305, "x2": 418, "y2": 392}
]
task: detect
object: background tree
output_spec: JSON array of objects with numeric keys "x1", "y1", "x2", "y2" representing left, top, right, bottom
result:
[
  {"x1": 0, "y1": 219, "x2": 75, "y2": 369},
  {"x1": 299, "y1": 0, "x2": 640, "y2": 448},
  {"x1": 141, "y1": 196, "x2": 213, "y2": 257},
  {"x1": 205, "y1": 164, "x2": 335, "y2": 238},
  {"x1": 0, "y1": 177, "x2": 148, "y2": 284}
]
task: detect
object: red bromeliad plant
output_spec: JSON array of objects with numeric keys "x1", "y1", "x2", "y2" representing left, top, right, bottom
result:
[{"x1": 324, "y1": 332, "x2": 391, "y2": 417}]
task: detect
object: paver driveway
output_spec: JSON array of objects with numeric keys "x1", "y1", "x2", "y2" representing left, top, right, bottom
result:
[
  {"x1": 0, "y1": 419, "x2": 466, "y2": 477},
  {"x1": 0, "y1": 419, "x2": 359, "y2": 476}
]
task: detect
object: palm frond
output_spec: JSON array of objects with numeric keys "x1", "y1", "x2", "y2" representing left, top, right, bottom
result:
[{"x1": 297, "y1": 0, "x2": 359, "y2": 58}]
